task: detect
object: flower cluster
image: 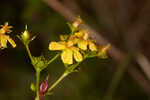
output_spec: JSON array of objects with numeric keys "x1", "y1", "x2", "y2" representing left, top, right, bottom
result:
[
  {"x1": 0, "y1": 22, "x2": 16, "y2": 49},
  {"x1": 0, "y1": 18, "x2": 110, "y2": 100},
  {"x1": 49, "y1": 17, "x2": 110, "y2": 65}
]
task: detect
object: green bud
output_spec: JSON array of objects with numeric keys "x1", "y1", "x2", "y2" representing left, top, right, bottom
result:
[
  {"x1": 22, "y1": 26, "x2": 30, "y2": 41},
  {"x1": 17, "y1": 25, "x2": 36, "y2": 45},
  {"x1": 30, "y1": 83, "x2": 35, "y2": 92}
]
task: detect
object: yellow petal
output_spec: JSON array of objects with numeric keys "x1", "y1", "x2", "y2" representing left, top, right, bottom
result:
[
  {"x1": 0, "y1": 22, "x2": 12, "y2": 34},
  {"x1": 89, "y1": 41, "x2": 97, "y2": 51},
  {"x1": 67, "y1": 40, "x2": 74, "y2": 47},
  {"x1": 49, "y1": 42, "x2": 66, "y2": 50},
  {"x1": 0, "y1": 35, "x2": 8, "y2": 48},
  {"x1": 73, "y1": 48, "x2": 83, "y2": 62},
  {"x1": 60, "y1": 35, "x2": 68, "y2": 41},
  {"x1": 69, "y1": 35, "x2": 78, "y2": 44},
  {"x1": 77, "y1": 40, "x2": 88, "y2": 50},
  {"x1": 0, "y1": 29, "x2": 6, "y2": 34},
  {"x1": 74, "y1": 32, "x2": 83, "y2": 38},
  {"x1": 83, "y1": 30, "x2": 89, "y2": 40},
  {"x1": 61, "y1": 49, "x2": 73, "y2": 64},
  {"x1": 101, "y1": 44, "x2": 111, "y2": 53},
  {"x1": 7, "y1": 36, "x2": 16, "y2": 48}
]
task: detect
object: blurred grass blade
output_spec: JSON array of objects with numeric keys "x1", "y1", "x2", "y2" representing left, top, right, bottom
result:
[{"x1": 103, "y1": 55, "x2": 131, "y2": 100}]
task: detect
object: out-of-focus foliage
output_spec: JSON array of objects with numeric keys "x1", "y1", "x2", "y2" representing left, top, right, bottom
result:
[{"x1": 0, "y1": 0, "x2": 149, "y2": 100}]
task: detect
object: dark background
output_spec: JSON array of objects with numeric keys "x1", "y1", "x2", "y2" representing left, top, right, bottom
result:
[{"x1": 0, "y1": 0, "x2": 150, "y2": 100}]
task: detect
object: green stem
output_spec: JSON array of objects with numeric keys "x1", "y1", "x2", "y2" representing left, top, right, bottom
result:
[
  {"x1": 35, "y1": 69, "x2": 40, "y2": 100},
  {"x1": 24, "y1": 42, "x2": 41, "y2": 100},
  {"x1": 48, "y1": 61, "x2": 81, "y2": 93},
  {"x1": 48, "y1": 72, "x2": 69, "y2": 92},
  {"x1": 25, "y1": 44, "x2": 33, "y2": 62},
  {"x1": 47, "y1": 53, "x2": 60, "y2": 65}
]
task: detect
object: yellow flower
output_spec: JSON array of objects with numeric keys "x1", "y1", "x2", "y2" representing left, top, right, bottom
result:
[
  {"x1": 49, "y1": 41, "x2": 83, "y2": 64},
  {"x1": 71, "y1": 30, "x2": 97, "y2": 51},
  {"x1": 0, "y1": 22, "x2": 12, "y2": 34},
  {"x1": 74, "y1": 30, "x2": 89, "y2": 40},
  {"x1": 0, "y1": 35, "x2": 16, "y2": 49},
  {"x1": 0, "y1": 22, "x2": 16, "y2": 49}
]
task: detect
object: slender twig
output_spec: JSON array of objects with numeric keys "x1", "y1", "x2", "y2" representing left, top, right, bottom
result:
[
  {"x1": 48, "y1": 72, "x2": 68, "y2": 92},
  {"x1": 48, "y1": 62, "x2": 81, "y2": 93},
  {"x1": 25, "y1": 44, "x2": 41, "y2": 100},
  {"x1": 25, "y1": 44, "x2": 34, "y2": 62},
  {"x1": 47, "y1": 53, "x2": 60, "y2": 65}
]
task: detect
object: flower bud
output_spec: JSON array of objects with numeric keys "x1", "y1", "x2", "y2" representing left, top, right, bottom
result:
[
  {"x1": 30, "y1": 83, "x2": 35, "y2": 92},
  {"x1": 40, "y1": 79, "x2": 48, "y2": 95},
  {"x1": 21, "y1": 25, "x2": 30, "y2": 43},
  {"x1": 22, "y1": 29, "x2": 30, "y2": 41},
  {"x1": 98, "y1": 44, "x2": 110, "y2": 59},
  {"x1": 17, "y1": 25, "x2": 36, "y2": 45},
  {"x1": 72, "y1": 17, "x2": 82, "y2": 28}
]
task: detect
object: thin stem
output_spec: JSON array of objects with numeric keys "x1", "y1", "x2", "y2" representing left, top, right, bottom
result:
[
  {"x1": 48, "y1": 72, "x2": 69, "y2": 92},
  {"x1": 35, "y1": 69, "x2": 40, "y2": 100},
  {"x1": 25, "y1": 44, "x2": 33, "y2": 62},
  {"x1": 24, "y1": 43, "x2": 41, "y2": 100},
  {"x1": 47, "y1": 53, "x2": 60, "y2": 65},
  {"x1": 48, "y1": 61, "x2": 81, "y2": 93}
]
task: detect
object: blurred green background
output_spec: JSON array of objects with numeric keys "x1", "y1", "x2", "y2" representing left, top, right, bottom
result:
[{"x1": 0, "y1": 0, "x2": 150, "y2": 100}]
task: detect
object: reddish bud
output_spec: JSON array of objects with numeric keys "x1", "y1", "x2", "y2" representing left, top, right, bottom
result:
[{"x1": 40, "y1": 80, "x2": 48, "y2": 95}]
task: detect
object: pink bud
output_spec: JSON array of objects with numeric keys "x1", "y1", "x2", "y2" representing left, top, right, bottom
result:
[{"x1": 40, "y1": 80, "x2": 48, "y2": 95}]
